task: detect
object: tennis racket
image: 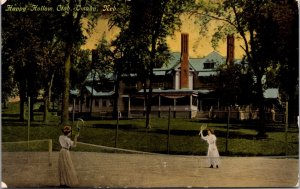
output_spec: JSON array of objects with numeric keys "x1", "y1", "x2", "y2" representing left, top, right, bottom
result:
[
  {"x1": 75, "y1": 118, "x2": 85, "y2": 135},
  {"x1": 200, "y1": 124, "x2": 207, "y2": 131}
]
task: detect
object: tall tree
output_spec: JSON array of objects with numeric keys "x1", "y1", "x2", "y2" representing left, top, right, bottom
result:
[
  {"x1": 47, "y1": 0, "x2": 104, "y2": 124},
  {"x1": 194, "y1": 0, "x2": 299, "y2": 136},
  {"x1": 110, "y1": 0, "x2": 194, "y2": 128},
  {"x1": 88, "y1": 36, "x2": 114, "y2": 116},
  {"x1": 58, "y1": 0, "x2": 86, "y2": 124},
  {"x1": 215, "y1": 63, "x2": 255, "y2": 107},
  {"x1": 2, "y1": 0, "x2": 106, "y2": 123},
  {"x1": 2, "y1": 2, "x2": 51, "y2": 121},
  {"x1": 266, "y1": 1, "x2": 299, "y2": 123}
]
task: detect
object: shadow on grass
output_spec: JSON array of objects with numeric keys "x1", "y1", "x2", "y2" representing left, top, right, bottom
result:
[
  {"x1": 92, "y1": 123, "x2": 259, "y2": 139},
  {"x1": 93, "y1": 124, "x2": 139, "y2": 130},
  {"x1": 1, "y1": 121, "x2": 52, "y2": 127},
  {"x1": 1, "y1": 118, "x2": 58, "y2": 127},
  {"x1": 1, "y1": 113, "x2": 19, "y2": 118}
]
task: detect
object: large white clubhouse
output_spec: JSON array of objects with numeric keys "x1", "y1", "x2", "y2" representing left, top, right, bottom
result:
[{"x1": 70, "y1": 33, "x2": 279, "y2": 120}]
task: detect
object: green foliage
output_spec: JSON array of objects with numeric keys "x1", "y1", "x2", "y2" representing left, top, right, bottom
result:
[
  {"x1": 2, "y1": 117, "x2": 298, "y2": 155},
  {"x1": 2, "y1": 0, "x2": 109, "y2": 123},
  {"x1": 109, "y1": 0, "x2": 195, "y2": 127},
  {"x1": 214, "y1": 63, "x2": 255, "y2": 106},
  {"x1": 110, "y1": 0, "x2": 194, "y2": 77},
  {"x1": 194, "y1": 0, "x2": 299, "y2": 133},
  {"x1": 93, "y1": 35, "x2": 114, "y2": 74},
  {"x1": 194, "y1": 0, "x2": 298, "y2": 86},
  {"x1": 71, "y1": 49, "x2": 92, "y2": 90},
  {"x1": 2, "y1": 102, "x2": 298, "y2": 155}
]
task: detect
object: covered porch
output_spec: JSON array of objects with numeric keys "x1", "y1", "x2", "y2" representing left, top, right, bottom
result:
[{"x1": 124, "y1": 89, "x2": 199, "y2": 118}]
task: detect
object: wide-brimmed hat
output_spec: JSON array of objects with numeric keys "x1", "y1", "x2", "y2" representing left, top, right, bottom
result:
[{"x1": 62, "y1": 125, "x2": 72, "y2": 133}]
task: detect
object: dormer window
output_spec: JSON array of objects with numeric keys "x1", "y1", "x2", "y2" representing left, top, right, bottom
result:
[{"x1": 204, "y1": 62, "x2": 215, "y2": 69}]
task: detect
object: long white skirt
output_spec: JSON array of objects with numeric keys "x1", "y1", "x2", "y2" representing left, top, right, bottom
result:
[
  {"x1": 207, "y1": 146, "x2": 220, "y2": 166},
  {"x1": 58, "y1": 149, "x2": 79, "y2": 187}
]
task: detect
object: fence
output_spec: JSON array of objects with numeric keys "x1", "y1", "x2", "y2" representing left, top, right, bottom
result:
[{"x1": 208, "y1": 109, "x2": 285, "y2": 123}]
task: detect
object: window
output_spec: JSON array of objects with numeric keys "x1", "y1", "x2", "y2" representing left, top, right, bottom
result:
[
  {"x1": 95, "y1": 99, "x2": 99, "y2": 107},
  {"x1": 153, "y1": 82, "x2": 164, "y2": 89},
  {"x1": 204, "y1": 62, "x2": 215, "y2": 69},
  {"x1": 86, "y1": 97, "x2": 90, "y2": 108},
  {"x1": 102, "y1": 100, "x2": 107, "y2": 107}
]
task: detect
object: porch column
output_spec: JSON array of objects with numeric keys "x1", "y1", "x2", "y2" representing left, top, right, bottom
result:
[
  {"x1": 190, "y1": 95, "x2": 192, "y2": 118},
  {"x1": 271, "y1": 104, "x2": 275, "y2": 121},
  {"x1": 143, "y1": 99, "x2": 146, "y2": 116},
  {"x1": 199, "y1": 100, "x2": 203, "y2": 112},
  {"x1": 173, "y1": 98, "x2": 176, "y2": 118},
  {"x1": 158, "y1": 95, "x2": 161, "y2": 118},
  {"x1": 128, "y1": 96, "x2": 131, "y2": 118},
  {"x1": 79, "y1": 99, "x2": 82, "y2": 113}
]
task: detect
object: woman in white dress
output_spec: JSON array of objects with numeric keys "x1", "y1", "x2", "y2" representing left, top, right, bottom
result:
[
  {"x1": 199, "y1": 128, "x2": 220, "y2": 168},
  {"x1": 58, "y1": 125, "x2": 79, "y2": 187}
]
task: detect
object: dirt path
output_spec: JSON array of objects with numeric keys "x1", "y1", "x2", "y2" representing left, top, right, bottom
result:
[{"x1": 2, "y1": 152, "x2": 299, "y2": 188}]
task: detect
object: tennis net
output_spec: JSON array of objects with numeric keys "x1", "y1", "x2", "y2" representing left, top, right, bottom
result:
[
  {"x1": 74, "y1": 142, "x2": 155, "y2": 155},
  {"x1": 2, "y1": 139, "x2": 53, "y2": 166}
]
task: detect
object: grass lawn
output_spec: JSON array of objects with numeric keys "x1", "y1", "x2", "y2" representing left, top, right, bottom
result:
[{"x1": 2, "y1": 102, "x2": 299, "y2": 156}]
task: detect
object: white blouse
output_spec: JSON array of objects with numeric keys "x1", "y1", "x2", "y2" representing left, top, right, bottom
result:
[
  {"x1": 59, "y1": 135, "x2": 74, "y2": 150},
  {"x1": 200, "y1": 131, "x2": 219, "y2": 153}
]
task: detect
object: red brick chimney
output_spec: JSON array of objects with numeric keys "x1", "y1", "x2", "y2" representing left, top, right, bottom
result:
[
  {"x1": 180, "y1": 33, "x2": 189, "y2": 89},
  {"x1": 226, "y1": 34, "x2": 235, "y2": 65}
]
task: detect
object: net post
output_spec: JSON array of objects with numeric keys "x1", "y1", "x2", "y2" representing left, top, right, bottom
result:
[
  {"x1": 225, "y1": 106, "x2": 230, "y2": 154},
  {"x1": 27, "y1": 97, "x2": 31, "y2": 164},
  {"x1": 48, "y1": 139, "x2": 52, "y2": 166},
  {"x1": 115, "y1": 110, "x2": 119, "y2": 148},
  {"x1": 167, "y1": 106, "x2": 171, "y2": 154},
  {"x1": 285, "y1": 99, "x2": 289, "y2": 156}
]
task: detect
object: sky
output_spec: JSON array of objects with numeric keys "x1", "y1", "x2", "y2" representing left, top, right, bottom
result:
[{"x1": 81, "y1": 15, "x2": 246, "y2": 59}]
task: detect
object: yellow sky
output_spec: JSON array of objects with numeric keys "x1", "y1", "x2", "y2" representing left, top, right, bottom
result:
[{"x1": 82, "y1": 15, "x2": 245, "y2": 59}]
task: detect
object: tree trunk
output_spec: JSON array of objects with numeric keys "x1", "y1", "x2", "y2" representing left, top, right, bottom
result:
[
  {"x1": 113, "y1": 77, "x2": 120, "y2": 119},
  {"x1": 19, "y1": 97, "x2": 25, "y2": 122},
  {"x1": 142, "y1": 81, "x2": 151, "y2": 128},
  {"x1": 256, "y1": 74, "x2": 266, "y2": 137},
  {"x1": 145, "y1": 63, "x2": 154, "y2": 129},
  {"x1": 3, "y1": 99, "x2": 7, "y2": 109},
  {"x1": 61, "y1": 51, "x2": 71, "y2": 124},
  {"x1": 145, "y1": 80, "x2": 153, "y2": 129},
  {"x1": 89, "y1": 71, "x2": 96, "y2": 117},
  {"x1": 43, "y1": 98, "x2": 49, "y2": 123},
  {"x1": 30, "y1": 98, "x2": 34, "y2": 121},
  {"x1": 60, "y1": 0, "x2": 83, "y2": 125},
  {"x1": 19, "y1": 87, "x2": 26, "y2": 121},
  {"x1": 144, "y1": 0, "x2": 167, "y2": 128}
]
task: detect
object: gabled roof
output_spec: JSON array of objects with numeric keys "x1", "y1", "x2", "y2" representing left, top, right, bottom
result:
[
  {"x1": 264, "y1": 88, "x2": 279, "y2": 99},
  {"x1": 70, "y1": 89, "x2": 80, "y2": 96},
  {"x1": 197, "y1": 71, "x2": 218, "y2": 77},
  {"x1": 85, "y1": 69, "x2": 114, "y2": 82},
  {"x1": 158, "y1": 51, "x2": 227, "y2": 75},
  {"x1": 85, "y1": 51, "x2": 242, "y2": 81},
  {"x1": 204, "y1": 51, "x2": 226, "y2": 64},
  {"x1": 172, "y1": 60, "x2": 197, "y2": 72},
  {"x1": 190, "y1": 51, "x2": 225, "y2": 72},
  {"x1": 85, "y1": 86, "x2": 114, "y2": 96},
  {"x1": 161, "y1": 52, "x2": 181, "y2": 70},
  {"x1": 153, "y1": 68, "x2": 167, "y2": 76}
]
